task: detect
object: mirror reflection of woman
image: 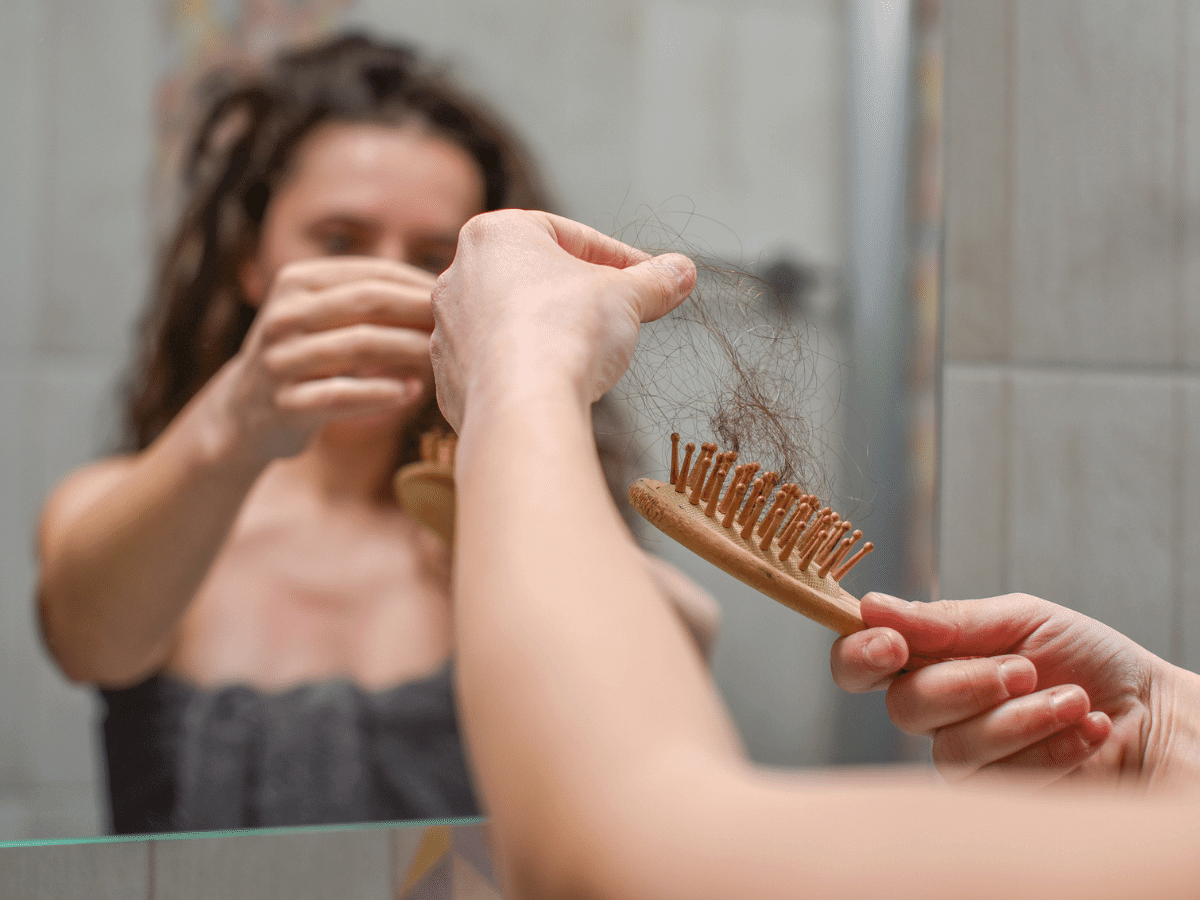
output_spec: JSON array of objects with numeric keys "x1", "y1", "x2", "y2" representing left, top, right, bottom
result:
[{"x1": 35, "y1": 34, "x2": 715, "y2": 834}]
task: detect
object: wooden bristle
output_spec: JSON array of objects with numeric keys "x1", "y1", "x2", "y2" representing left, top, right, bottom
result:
[
  {"x1": 757, "y1": 488, "x2": 795, "y2": 539},
  {"x1": 675, "y1": 443, "x2": 695, "y2": 494},
  {"x1": 693, "y1": 444, "x2": 717, "y2": 486},
  {"x1": 778, "y1": 507, "x2": 811, "y2": 561},
  {"x1": 780, "y1": 500, "x2": 813, "y2": 544},
  {"x1": 739, "y1": 491, "x2": 767, "y2": 541},
  {"x1": 797, "y1": 528, "x2": 828, "y2": 569},
  {"x1": 794, "y1": 512, "x2": 832, "y2": 564},
  {"x1": 819, "y1": 528, "x2": 859, "y2": 578},
  {"x1": 721, "y1": 476, "x2": 749, "y2": 528},
  {"x1": 820, "y1": 530, "x2": 863, "y2": 578},
  {"x1": 833, "y1": 542, "x2": 874, "y2": 580},
  {"x1": 420, "y1": 432, "x2": 436, "y2": 462},
  {"x1": 670, "y1": 433, "x2": 680, "y2": 485},
  {"x1": 688, "y1": 448, "x2": 714, "y2": 505},
  {"x1": 738, "y1": 478, "x2": 768, "y2": 526},
  {"x1": 820, "y1": 521, "x2": 852, "y2": 565},
  {"x1": 718, "y1": 465, "x2": 748, "y2": 515},
  {"x1": 704, "y1": 459, "x2": 732, "y2": 517},
  {"x1": 701, "y1": 453, "x2": 727, "y2": 502},
  {"x1": 813, "y1": 515, "x2": 843, "y2": 563},
  {"x1": 758, "y1": 507, "x2": 786, "y2": 550}
]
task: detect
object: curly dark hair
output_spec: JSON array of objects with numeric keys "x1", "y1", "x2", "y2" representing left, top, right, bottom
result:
[{"x1": 123, "y1": 32, "x2": 550, "y2": 458}]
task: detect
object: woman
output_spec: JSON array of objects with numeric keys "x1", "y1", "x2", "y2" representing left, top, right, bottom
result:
[
  {"x1": 36, "y1": 34, "x2": 715, "y2": 834},
  {"x1": 430, "y1": 209, "x2": 1200, "y2": 900}
]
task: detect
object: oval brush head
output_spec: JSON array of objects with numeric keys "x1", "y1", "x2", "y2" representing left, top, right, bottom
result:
[
  {"x1": 394, "y1": 431, "x2": 457, "y2": 547},
  {"x1": 628, "y1": 433, "x2": 874, "y2": 636}
]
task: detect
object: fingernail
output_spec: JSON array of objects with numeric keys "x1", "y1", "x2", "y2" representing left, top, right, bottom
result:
[
  {"x1": 865, "y1": 592, "x2": 910, "y2": 610},
  {"x1": 1048, "y1": 686, "x2": 1083, "y2": 719},
  {"x1": 862, "y1": 635, "x2": 893, "y2": 669},
  {"x1": 998, "y1": 657, "x2": 1035, "y2": 695},
  {"x1": 1081, "y1": 711, "x2": 1110, "y2": 745}
]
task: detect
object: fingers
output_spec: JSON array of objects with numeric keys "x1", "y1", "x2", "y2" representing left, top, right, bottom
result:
[
  {"x1": 260, "y1": 279, "x2": 435, "y2": 342},
  {"x1": 931, "y1": 684, "x2": 1099, "y2": 782},
  {"x1": 859, "y1": 591, "x2": 1053, "y2": 659},
  {"x1": 623, "y1": 254, "x2": 697, "y2": 322},
  {"x1": 830, "y1": 628, "x2": 909, "y2": 693},
  {"x1": 272, "y1": 256, "x2": 438, "y2": 293},
  {"x1": 263, "y1": 324, "x2": 432, "y2": 383},
  {"x1": 276, "y1": 375, "x2": 424, "y2": 417},
  {"x1": 971, "y1": 711, "x2": 1112, "y2": 787},
  {"x1": 541, "y1": 213, "x2": 655, "y2": 268},
  {"x1": 886, "y1": 655, "x2": 1038, "y2": 734}
]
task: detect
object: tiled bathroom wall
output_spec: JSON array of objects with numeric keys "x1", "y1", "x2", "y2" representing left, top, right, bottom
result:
[{"x1": 940, "y1": 0, "x2": 1200, "y2": 670}]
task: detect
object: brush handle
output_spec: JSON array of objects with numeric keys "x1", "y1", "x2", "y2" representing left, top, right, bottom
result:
[
  {"x1": 629, "y1": 478, "x2": 864, "y2": 635},
  {"x1": 394, "y1": 461, "x2": 456, "y2": 547}
]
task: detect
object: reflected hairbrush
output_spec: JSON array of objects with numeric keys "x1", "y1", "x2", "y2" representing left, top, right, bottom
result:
[
  {"x1": 628, "y1": 434, "x2": 873, "y2": 635},
  {"x1": 394, "y1": 430, "x2": 457, "y2": 546}
]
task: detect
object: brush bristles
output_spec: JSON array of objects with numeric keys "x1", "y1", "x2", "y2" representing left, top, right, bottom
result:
[
  {"x1": 420, "y1": 431, "x2": 457, "y2": 467},
  {"x1": 675, "y1": 443, "x2": 696, "y2": 493},
  {"x1": 667, "y1": 438, "x2": 872, "y2": 583}
]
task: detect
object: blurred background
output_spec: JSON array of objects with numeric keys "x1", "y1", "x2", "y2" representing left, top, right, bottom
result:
[{"x1": 0, "y1": 0, "x2": 939, "y2": 843}]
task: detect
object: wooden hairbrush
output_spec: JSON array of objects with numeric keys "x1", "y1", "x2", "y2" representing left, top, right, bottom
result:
[
  {"x1": 628, "y1": 434, "x2": 873, "y2": 635},
  {"x1": 394, "y1": 430, "x2": 457, "y2": 546}
]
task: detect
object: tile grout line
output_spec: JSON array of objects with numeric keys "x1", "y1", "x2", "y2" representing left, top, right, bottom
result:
[{"x1": 1171, "y1": 383, "x2": 1185, "y2": 665}]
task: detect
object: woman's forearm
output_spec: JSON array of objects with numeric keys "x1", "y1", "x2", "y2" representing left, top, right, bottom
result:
[
  {"x1": 37, "y1": 376, "x2": 267, "y2": 686},
  {"x1": 452, "y1": 382, "x2": 743, "y2": 893}
]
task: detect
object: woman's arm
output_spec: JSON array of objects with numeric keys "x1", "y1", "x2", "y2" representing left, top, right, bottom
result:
[
  {"x1": 38, "y1": 256, "x2": 436, "y2": 686},
  {"x1": 436, "y1": 210, "x2": 1200, "y2": 900},
  {"x1": 37, "y1": 373, "x2": 279, "y2": 687}
]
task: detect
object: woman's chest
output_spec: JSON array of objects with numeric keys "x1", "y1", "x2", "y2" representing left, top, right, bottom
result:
[{"x1": 168, "y1": 510, "x2": 454, "y2": 689}]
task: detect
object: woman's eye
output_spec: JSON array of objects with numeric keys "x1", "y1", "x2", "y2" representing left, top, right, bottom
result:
[
  {"x1": 412, "y1": 248, "x2": 457, "y2": 275},
  {"x1": 321, "y1": 233, "x2": 358, "y2": 255}
]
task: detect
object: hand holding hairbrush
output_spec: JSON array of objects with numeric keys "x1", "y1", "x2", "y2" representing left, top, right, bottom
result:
[{"x1": 628, "y1": 434, "x2": 874, "y2": 636}]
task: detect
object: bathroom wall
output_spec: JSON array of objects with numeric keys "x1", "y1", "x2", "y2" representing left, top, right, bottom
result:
[{"x1": 940, "y1": 0, "x2": 1200, "y2": 671}]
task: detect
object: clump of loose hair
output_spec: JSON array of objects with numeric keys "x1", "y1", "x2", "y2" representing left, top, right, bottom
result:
[{"x1": 604, "y1": 218, "x2": 841, "y2": 503}]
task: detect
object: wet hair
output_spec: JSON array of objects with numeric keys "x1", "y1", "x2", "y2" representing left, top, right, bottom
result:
[{"x1": 122, "y1": 32, "x2": 550, "y2": 456}]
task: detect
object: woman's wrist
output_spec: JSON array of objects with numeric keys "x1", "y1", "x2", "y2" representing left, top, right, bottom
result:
[
  {"x1": 1145, "y1": 662, "x2": 1200, "y2": 785},
  {"x1": 170, "y1": 361, "x2": 276, "y2": 484}
]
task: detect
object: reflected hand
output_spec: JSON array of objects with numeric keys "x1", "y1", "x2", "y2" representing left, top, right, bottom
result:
[
  {"x1": 212, "y1": 256, "x2": 437, "y2": 461},
  {"x1": 429, "y1": 210, "x2": 695, "y2": 431},
  {"x1": 831, "y1": 592, "x2": 1197, "y2": 787}
]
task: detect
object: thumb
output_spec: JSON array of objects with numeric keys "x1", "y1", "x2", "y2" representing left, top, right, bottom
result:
[
  {"x1": 622, "y1": 253, "x2": 697, "y2": 322},
  {"x1": 860, "y1": 592, "x2": 1049, "y2": 658}
]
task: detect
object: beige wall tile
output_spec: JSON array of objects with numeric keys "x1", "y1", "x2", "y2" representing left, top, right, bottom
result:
[
  {"x1": 942, "y1": 0, "x2": 1013, "y2": 364},
  {"x1": 34, "y1": 0, "x2": 156, "y2": 357},
  {"x1": 0, "y1": 366, "x2": 34, "y2": 788},
  {"x1": 154, "y1": 829, "x2": 391, "y2": 900},
  {"x1": 1007, "y1": 370, "x2": 1176, "y2": 657},
  {"x1": 938, "y1": 365, "x2": 1009, "y2": 599},
  {"x1": 1181, "y1": 381, "x2": 1200, "y2": 670},
  {"x1": 1183, "y1": 2, "x2": 1200, "y2": 370},
  {"x1": 2, "y1": 841, "x2": 149, "y2": 900},
  {"x1": 1011, "y1": 0, "x2": 1178, "y2": 368},
  {"x1": 0, "y1": 0, "x2": 49, "y2": 355}
]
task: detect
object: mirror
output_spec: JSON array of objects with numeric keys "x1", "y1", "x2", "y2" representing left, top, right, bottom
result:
[{"x1": 0, "y1": 0, "x2": 939, "y2": 841}]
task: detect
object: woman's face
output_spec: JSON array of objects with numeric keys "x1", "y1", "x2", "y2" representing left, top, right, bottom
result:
[{"x1": 242, "y1": 120, "x2": 488, "y2": 297}]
